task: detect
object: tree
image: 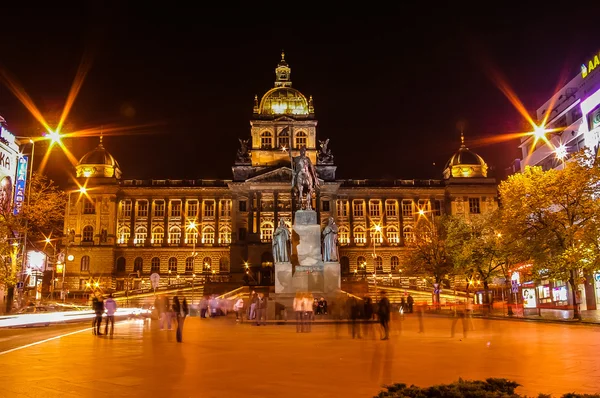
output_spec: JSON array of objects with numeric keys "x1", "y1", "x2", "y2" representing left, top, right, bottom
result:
[
  {"x1": 0, "y1": 173, "x2": 66, "y2": 312},
  {"x1": 405, "y1": 214, "x2": 453, "y2": 305},
  {"x1": 498, "y1": 150, "x2": 600, "y2": 320},
  {"x1": 446, "y1": 212, "x2": 507, "y2": 307}
]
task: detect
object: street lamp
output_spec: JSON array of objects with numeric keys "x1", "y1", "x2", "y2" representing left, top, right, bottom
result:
[
  {"x1": 192, "y1": 273, "x2": 196, "y2": 304},
  {"x1": 168, "y1": 269, "x2": 172, "y2": 285},
  {"x1": 371, "y1": 223, "x2": 382, "y2": 299}
]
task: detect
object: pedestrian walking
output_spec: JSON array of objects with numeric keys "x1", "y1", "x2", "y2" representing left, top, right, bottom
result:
[
  {"x1": 160, "y1": 295, "x2": 172, "y2": 330},
  {"x1": 302, "y1": 292, "x2": 314, "y2": 332},
  {"x1": 92, "y1": 292, "x2": 104, "y2": 336},
  {"x1": 249, "y1": 291, "x2": 257, "y2": 320},
  {"x1": 451, "y1": 300, "x2": 468, "y2": 338},
  {"x1": 104, "y1": 294, "x2": 117, "y2": 336},
  {"x1": 377, "y1": 291, "x2": 391, "y2": 340},
  {"x1": 173, "y1": 296, "x2": 189, "y2": 342},
  {"x1": 407, "y1": 294, "x2": 414, "y2": 313}
]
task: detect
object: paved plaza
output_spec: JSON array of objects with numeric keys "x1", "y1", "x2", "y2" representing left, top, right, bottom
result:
[{"x1": 1, "y1": 314, "x2": 599, "y2": 398}]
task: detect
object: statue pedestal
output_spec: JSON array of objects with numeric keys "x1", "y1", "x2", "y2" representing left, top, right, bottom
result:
[
  {"x1": 324, "y1": 261, "x2": 341, "y2": 292},
  {"x1": 274, "y1": 262, "x2": 293, "y2": 294}
]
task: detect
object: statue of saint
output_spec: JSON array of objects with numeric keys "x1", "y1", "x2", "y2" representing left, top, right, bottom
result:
[
  {"x1": 292, "y1": 146, "x2": 319, "y2": 210},
  {"x1": 272, "y1": 219, "x2": 290, "y2": 263},
  {"x1": 322, "y1": 217, "x2": 339, "y2": 262}
]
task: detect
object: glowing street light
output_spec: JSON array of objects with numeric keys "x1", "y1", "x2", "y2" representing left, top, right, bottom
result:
[{"x1": 45, "y1": 130, "x2": 62, "y2": 144}]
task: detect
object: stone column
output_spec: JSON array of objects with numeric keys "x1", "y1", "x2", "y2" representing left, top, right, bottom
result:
[{"x1": 162, "y1": 198, "x2": 169, "y2": 247}]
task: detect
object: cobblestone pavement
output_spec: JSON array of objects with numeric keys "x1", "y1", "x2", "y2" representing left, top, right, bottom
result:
[{"x1": 0, "y1": 314, "x2": 599, "y2": 398}]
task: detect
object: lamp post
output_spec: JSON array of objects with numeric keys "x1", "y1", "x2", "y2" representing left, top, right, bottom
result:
[
  {"x1": 371, "y1": 223, "x2": 382, "y2": 301},
  {"x1": 192, "y1": 273, "x2": 196, "y2": 304},
  {"x1": 168, "y1": 269, "x2": 172, "y2": 286}
]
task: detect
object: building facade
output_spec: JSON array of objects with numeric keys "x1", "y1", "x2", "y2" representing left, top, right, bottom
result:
[{"x1": 61, "y1": 53, "x2": 498, "y2": 295}]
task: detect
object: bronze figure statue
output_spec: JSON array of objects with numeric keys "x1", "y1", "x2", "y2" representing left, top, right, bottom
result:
[
  {"x1": 236, "y1": 138, "x2": 251, "y2": 163},
  {"x1": 322, "y1": 217, "x2": 339, "y2": 262},
  {"x1": 272, "y1": 219, "x2": 290, "y2": 263},
  {"x1": 292, "y1": 146, "x2": 319, "y2": 210}
]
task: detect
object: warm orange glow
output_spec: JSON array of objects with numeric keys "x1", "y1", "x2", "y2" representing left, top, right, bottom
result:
[{"x1": 56, "y1": 51, "x2": 94, "y2": 134}]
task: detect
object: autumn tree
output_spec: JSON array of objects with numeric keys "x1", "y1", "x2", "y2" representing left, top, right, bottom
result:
[
  {"x1": 405, "y1": 214, "x2": 453, "y2": 305},
  {"x1": 498, "y1": 150, "x2": 600, "y2": 320},
  {"x1": 446, "y1": 212, "x2": 508, "y2": 306},
  {"x1": 0, "y1": 173, "x2": 66, "y2": 312}
]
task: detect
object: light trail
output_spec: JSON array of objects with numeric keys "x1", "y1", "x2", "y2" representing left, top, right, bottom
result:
[
  {"x1": 0, "y1": 308, "x2": 149, "y2": 329},
  {"x1": 0, "y1": 327, "x2": 92, "y2": 356}
]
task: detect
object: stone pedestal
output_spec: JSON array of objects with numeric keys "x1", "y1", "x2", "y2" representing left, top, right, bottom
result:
[
  {"x1": 324, "y1": 261, "x2": 341, "y2": 292},
  {"x1": 275, "y1": 262, "x2": 293, "y2": 294}
]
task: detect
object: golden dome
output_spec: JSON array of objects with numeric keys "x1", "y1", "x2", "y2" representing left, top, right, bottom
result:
[
  {"x1": 75, "y1": 138, "x2": 122, "y2": 179},
  {"x1": 443, "y1": 135, "x2": 488, "y2": 179},
  {"x1": 258, "y1": 87, "x2": 309, "y2": 116}
]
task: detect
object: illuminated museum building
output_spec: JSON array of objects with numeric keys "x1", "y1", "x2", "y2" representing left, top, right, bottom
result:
[
  {"x1": 62, "y1": 54, "x2": 498, "y2": 293},
  {"x1": 516, "y1": 50, "x2": 600, "y2": 311}
]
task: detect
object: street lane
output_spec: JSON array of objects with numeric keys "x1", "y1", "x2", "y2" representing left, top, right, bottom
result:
[{"x1": 0, "y1": 321, "x2": 92, "y2": 354}]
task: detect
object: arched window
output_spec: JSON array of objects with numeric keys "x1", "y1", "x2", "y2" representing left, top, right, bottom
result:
[
  {"x1": 151, "y1": 257, "x2": 160, "y2": 273},
  {"x1": 278, "y1": 129, "x2": 289, "y2": 148},
  {"x1": 219, "y1": 227, "x2": 231, "y2": 244},
  {"x1": 375, "y1": 256, "x2": 383, "y2": 271},
  {"x1": 169, "y1": 226, "x2": 181, "y2": 245},
  {"x1": 261, "y1": 252, "x2": 274, "y2": 266},
  {"x1": 134, "y1": 257, "x2": 143, "y2": 274},
  {"x1": 203, "y1": 257, "x2": 212, "y2": 272},
  {"x1": 261, "y1": 131, "x2": 273, "y2": 149},
  {"x1": 357, "y1": 256, "x2": 367, "y2": 269},
  {"x1": 391, "y1": 256, "x2": 400, "y2": 272},
  {"x1": 295, "y1": 131, "x2": 307, "y2": 148},
  {"x1": 116, "y1": 257, "x2": 126, "y2": 273},
  {"x1": 338, "y1": 226, "x2": 350, "y2": 245},
  {"x1": 135, "y1": 226, "x2": 147, "y2": 246},
  {"x1": 202, "y1": 226, "x2": 215, "y2": 244},
  {"x1": 185, "y1": 257, "x2": 194, "y2": 273},
  {"x1": 118, "y1": 226, "x2": 130, "y2": 244},
  {"x1": 82, "y1": 225, "x2": 94, "y2": 242},
  {"x1": 219, "y1": 257, "x2": 230, "y2": 273},
  {"x1": 340, "y1": 256, "x2": 350, "y2": 276},
  {"x1": 168, "y1": 257, "x2": 177, "y2": 272},
  {"x1": 387, "y1": 226, "x2": 399, "y2": 245},
  {"x1": 354, "y1": 226, "x2": 366, "y2": 245},
  {"x1": 80, "y1": 255, "x2": 90, "y2": 272},
  {"x1": 260, "y1": 222, "x2": 274, "y2": 242},
  {"x1": 185, "y1": 227, "x2": 197, "y2": 245},
  {"x1": 403, "y1": 226, "x2": 414, "y2": 243},
  {"x1": 152, "y1": 226, "x2": 164, "y2": 245}
]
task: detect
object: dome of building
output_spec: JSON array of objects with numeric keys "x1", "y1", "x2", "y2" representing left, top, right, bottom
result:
[
  {"x1": 75, "y1": 137, "x2": 122, "y2": 179},
  {"x1": 254, "y1": 51, "x2": 314, "y2": 118},
  {"x1": 443, "y1": 134, "x2": 488, "y2": 179}
]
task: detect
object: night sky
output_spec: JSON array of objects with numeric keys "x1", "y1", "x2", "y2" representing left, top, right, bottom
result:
[{"x1": 1, "y1": 6, "x2": 600, "y2": 187}]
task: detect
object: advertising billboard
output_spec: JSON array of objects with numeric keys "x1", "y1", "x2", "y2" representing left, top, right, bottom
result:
[
  {"x1": 13, "y1": 155, "x2": 28, "y2": 215},
  {"x1": 0, "y1": 145, "x2": 18, "y2": 215}
]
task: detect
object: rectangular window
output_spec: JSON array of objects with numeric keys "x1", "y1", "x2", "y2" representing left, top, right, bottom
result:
[
  {"x1": 239, "y1": 200, "x2": 247, "y2": 212},
  {"x1": 154, "y1": 201, "x2": 165, "y2": 217},
  {"x1": 433, "y1": 200, "x2": 442, "y2": 216},
  {"x1": 418, "y1": 199, "x2": 429, "y2": 213},
  {"x1": 220, "y1": 200, "x2": 232, "y2": 217},
  {"x1": 353, "y1": 201, "x2": 364, "y2": 217},
  {"x1": 402, "y1": 200, "x2": 413, "y2": 217},
  {"x1": 238, "y1": 227, "x2": 247, "y2": 241},
  {"x1": 83, "y1": 199, "x2": 95, "y2": 214},
  {"x1": 322, "y1": 200, "x2": 330, "y2": 212},
  {"x1": 385, "y1": 201, "x2": 397, "y2": 217},
  {"x1": 336, "y1": 200, "x2": 348, "y2": 217},
  {"x1": 187, "y1": 201, "x2": 198, "y2": 217},
  {"x1": 369, "y1": 201, "x2": 381, "y2": 217},
  {"x1": 171, "y1": 201, "x2": 181, "y2": 217},
  {"x1": 469, "y1": 198, "x2": 481, "y2": 214},
  {"x1": 137, "y1": 201, "x2": 148, "y2": 217},
  {"x1": 204, "y1": 201, "x2": 215, "y2": 217},
  {"x1": 121, "y1": 201, "x2": 132, "y2": 217},
  {"x1": 152, "y1": 229, "x2": 164, "y2": 245}
]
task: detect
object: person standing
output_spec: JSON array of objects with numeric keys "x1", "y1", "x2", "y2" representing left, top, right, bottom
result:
[
  {"x1": 173, "y1": 296, "x2": 189, "y2": 343},
  {"x1": 104, "y1": 294, "x2": 117, "y2": 336},
  {"x1": 407, "y1": 294, "x2": 414, "y2": 314},
  {"x1": 302, "y1": 292, "x2": 314, "y2": 332},
  {"x1": 234, "y1": 297, "x2": 245, "y2": 322},
  {"x1": 255, "y1": 293, "x2": 267, "y2": 326},
  {"x1": 377, "y1": 291, "x2": 391, "y2": 340},
  {"x1": 249, "y1": 291, "x2": 257, "y2": 320},
  {"x1": 199, "y1": 295, "x2": 208, "y2": 319},
  {"x1": 293, "y1": 291, "x2": 304, "y2": 333},
  {"x1": 92, "y1": 292, "x2": 104, "y2": 336},
  {"x1": 161, "y1": 295, "x2": 171, "y2": 330}
]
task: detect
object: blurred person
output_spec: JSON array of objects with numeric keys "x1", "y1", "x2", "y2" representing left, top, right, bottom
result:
[
  {"x1": 407, "y1": 294, "x2": 414, "y2": 313},
  {"x1": 293, "y1": 291, "x2": 304, "y2": 333},
  {"x1": 173, "y1": 296, "x2": 189, "y2": 342},
  {"x1": 399, "y1": 296, "x2": 406, "y2": 315},
  {"x1": 416, "y1": 302, "x2": 425, "y2": 333},
  {"x1": 349, "y1": 296, "x2": 363, "y2": 339},
  {"x1": 362, "y1": 295, "x2": 374, "y2": 339},
  {"x1": 451, "y1": 300, "x2": 468, "y2": 338},
  {"x1": 363, "y1": 296, "x2": 373, "y2": 320},
  {"x1": 255, "y1": 292, "x2": 267, "y2": 326},
  {"x1": 302, "y1": 292, "x2": 313, "y2": 332},
  {"x1": 377, "y1": 291, "x2": 391, "y2": 340},
  {"x1": 92, "y1": 292, "x2": 104, "y2": 336},
  {"x1": 234, "y1": 297, "x2": 244, "y2": 322},
  {"x1": 161, "y1": 295, "x2": 172, "y2": 330},
  {"x1": 104, "y1": 294, "x2": 117, "y2": 336},
  {"x1": 249, "y1": 291, "x2": 257, "y2": 320},
  {"x1": 199, "y1": 295, "x2": 208, "y2": 318},
  {"x1": 466, "y1": 296, "x2": 475, "y2": 331},
  {"x1": 209, "y1": 295, "x2": 219, "y2": 317}
]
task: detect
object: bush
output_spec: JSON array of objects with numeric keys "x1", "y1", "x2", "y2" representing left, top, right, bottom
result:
[{"x1": 375, "y1": 378, "x2": 600, "y2": 398}]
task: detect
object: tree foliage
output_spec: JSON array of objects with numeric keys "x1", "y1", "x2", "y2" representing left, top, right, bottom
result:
[{"x1": 498, "y1": 150, "x2": 600, "y2": 319}]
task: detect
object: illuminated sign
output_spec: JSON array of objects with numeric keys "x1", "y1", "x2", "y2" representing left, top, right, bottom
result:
[
  {"x1": 0, "y1": 125, "x2": 18, "y2": 152},
  {"x1": 582, "y1": 51, "x2": 600, "y2": 78},
  {"x1": 522, "y1": 288, "x2": 537, "y2": 309},
  {"x1": 26, "y1": 250, "x2": 46, "y2": 272},
  {"x1": 13, "y1": 155, "x2": 27, "y2": 215},
  {"x1": 0, "y1": 145, "x2": 17, "y2": 215}
]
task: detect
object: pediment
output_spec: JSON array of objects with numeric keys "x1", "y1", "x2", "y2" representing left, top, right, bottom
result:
[
  {"x1": 273, "y1": 116, "x2": 296, "y2": 123},
  {"x1": 246, "y1": 167, "x2": 293, "y2": 183}
]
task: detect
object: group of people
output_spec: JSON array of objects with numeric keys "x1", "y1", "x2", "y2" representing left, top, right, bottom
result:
[
  {"x1": 153, "y1": 294, "x2": 189, "y2": 342},
  {"x1": 346, "y1": 291, "x2": 391, "y2": 340},
  {"x1": 293, "y1": 292, "x2": 316, "y2": 332},
  {"x1": 91, "y1": 292, "x2": 117, "y2": 336}
]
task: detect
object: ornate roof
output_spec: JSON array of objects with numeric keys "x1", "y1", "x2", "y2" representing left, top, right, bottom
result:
[
  {"x1": 443, "y1": 134, "x2": 488, "y2": 179},
  {"x1": 76, "y1": 137, "x2": 122, "y2": 179}
]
